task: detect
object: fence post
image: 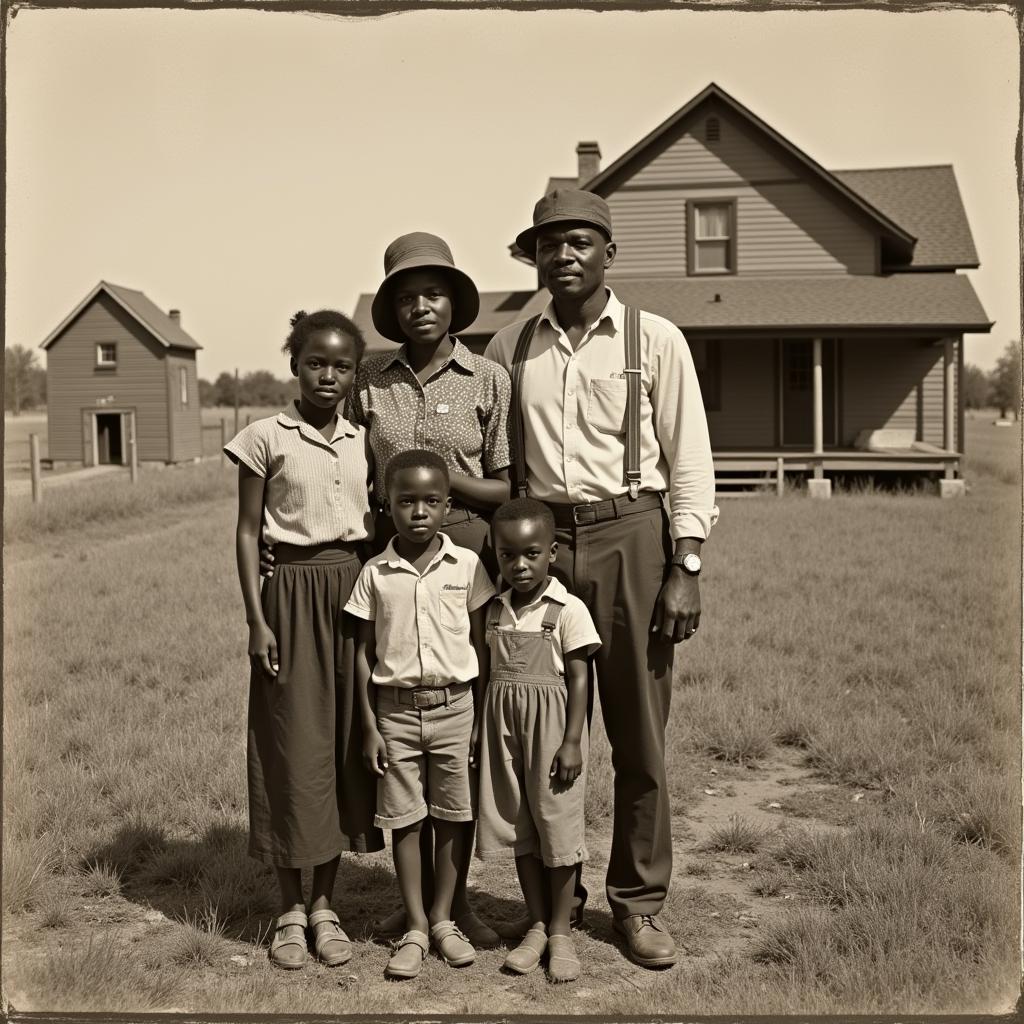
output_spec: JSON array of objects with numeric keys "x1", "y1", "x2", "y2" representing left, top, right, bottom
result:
[
  {"x1": 128, "y1": 411, "x2": 139, "y2": 484},
  {"x1": 221, "y1": 418, "x2": 229, "y2": 466},
  {"x1": 29, "y1": 433, "x2": 42, "y2": 504},
  {"x1": 776, "y1": 457, "x2": 784, "y2": 497}
]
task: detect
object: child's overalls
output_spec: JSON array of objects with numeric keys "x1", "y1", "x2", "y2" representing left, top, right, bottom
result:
[{"x1": 475, "y1": 595, "x2": 589, "y2": 868}]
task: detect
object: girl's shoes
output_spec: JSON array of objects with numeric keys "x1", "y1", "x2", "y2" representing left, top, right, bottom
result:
[
  {"x1": 546, "y1": 933, "x2": 580, "y2": 983},
  {"x1": 309, "y1": 908, "x2": 352, "y2": 967},
  {"x1": 385, "y1": 930, "x2": 429, "y2": 980},
  {"x1": 503, "y1": 924, "x2": 547, "y2": 974},
  {"x1": 430, "y1": 920, "x2": 476, "y2": 967},
  {"x1": 269, "y1": 909, "x2": 309, "y2": 970}
]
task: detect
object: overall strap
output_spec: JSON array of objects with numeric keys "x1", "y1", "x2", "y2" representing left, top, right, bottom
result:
[
  {"x1": 509, "y1": 315, "x2": 541, "y2": 498},
  {"x1": 486, "y1": 595, "x2": 504, "y2": 633},
  {"x1": 623, "y1": 305, "x2": 642, "y2": 501},
  {"x1": 539, "y1": 602, "x2": 562, "y2": 640}
]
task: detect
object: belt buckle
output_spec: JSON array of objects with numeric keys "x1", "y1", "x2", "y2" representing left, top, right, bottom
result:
[
  {"x1": 412, "y1": 689, "x2": 435, "y2": 710},
  {"x1": 572, "y1": 503, "x2": 592, "y2": 526}
]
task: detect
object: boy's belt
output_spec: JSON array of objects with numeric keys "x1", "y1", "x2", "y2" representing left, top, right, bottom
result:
[
  {"x1": 547, "y1": 490, "x2": 664, "y2": 528},
  {"x1": 382, "y1": 681, "x2": 472, "y2": 710}
]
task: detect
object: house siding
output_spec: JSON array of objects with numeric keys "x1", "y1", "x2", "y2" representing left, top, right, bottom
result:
[
  {"x1": 46, "y1": 292, "x2": 171, "y2": 462},
  {"x1": 606, "y1": 103, "x2": 877, "y2": 278},
  {"x1": 165, "y1": 351, "x2": 202, "y2": 461},
  {"x1": 704, "y1": 337, "x2": 776, "y2": 448},
  {"x1": 840, "y1": 337, "x2": 957, "y2": 448}
]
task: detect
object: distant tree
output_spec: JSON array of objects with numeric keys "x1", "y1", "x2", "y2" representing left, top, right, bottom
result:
[
  {"x1": 962, "y1": 363, "x2": 991, "y2": 409},
  {"x1": 213, "y1": 371, "x2": 238, "y2": 407},
  {"x1": 988, "y1": 340, "x2": 1021, "y2": 420},
  {"x1": 198, "y1": 377, "x2": 217, "y2": 406},
  {"x1": 5, "y1": 345, "x2": 44, "y2": 415},
  {"x1": 210, "y1": 369, "x2": 293, "y2": 407}
]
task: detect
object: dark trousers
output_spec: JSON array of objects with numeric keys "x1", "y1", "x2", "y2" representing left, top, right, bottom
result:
[{"x1": 551, "y1": 505, "x2": 674, "y2": 920}]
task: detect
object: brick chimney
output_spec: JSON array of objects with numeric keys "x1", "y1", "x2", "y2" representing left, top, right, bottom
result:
[
  {"x1": 169, "y1": 309, "x2": 181, "y2": 326},
  {"x1": 576, "y1": 141, "x2": 601, "y2": 186}
]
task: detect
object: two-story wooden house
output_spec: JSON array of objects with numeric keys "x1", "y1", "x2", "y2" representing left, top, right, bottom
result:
[{"x1": 353, "y1": 83, "x2": 992, "y2": 493}]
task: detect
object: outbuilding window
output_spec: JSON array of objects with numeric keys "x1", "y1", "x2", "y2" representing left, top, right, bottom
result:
[
  {"x1": 180, "y1": 367, "x2": 188, "y2": 406},
  {"x1": 687, "y1": 200, "x2": 736, "y2": 275},
  {"x1": 96, "y1": 343, "x2": 117, "y2": 368}
]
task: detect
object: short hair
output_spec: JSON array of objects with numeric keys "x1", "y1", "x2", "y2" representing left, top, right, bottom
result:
[
  {"x1": 491, "y1": 497, "x2": 556, "y2": 539},
  {"x1": 384, "y1": 449, "x2": 450, "y2": 493},
  {"x1": 283, "y1": 309, "x2": 366, "y2": 361}
]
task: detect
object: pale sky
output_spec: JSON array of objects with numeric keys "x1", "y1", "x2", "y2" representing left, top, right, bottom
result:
[{"x1": 6, "y1": 5, "x2": 1020, "y2": 380}]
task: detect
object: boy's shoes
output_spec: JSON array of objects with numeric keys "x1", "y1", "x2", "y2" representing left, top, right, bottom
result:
[
  {"x1": 269, "y1": 909, "x2": 309, "y2": 970},
  {"x1": 430, "y1": 920, "x2": 476, "y2": 967},
  {"x1": 495, "y1": 907, "x2": 584, "y2": 942},
  {"x1": 308, "y1": 908, "x2": 351, "y2": 966},
  {"x1": 546, "y1": 933, "x2": 580, "y2": 983},
  {"x1": 503, "y1": 924, "x2": 547, "y2": 975},
  {"x1": 372, "y1": 905, "x2": 406, "y2": 938},
  {"x1": 612, "y1": 914, "x2": 677, "y2": 968},
  {"x1": 385, "y1": 930, "x2": 429, "y2": 980},
  {"x1": 454, "y1": 910, "x2": 500, "y2": 949}
]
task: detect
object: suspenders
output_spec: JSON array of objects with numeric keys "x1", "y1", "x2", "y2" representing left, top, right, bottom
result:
[
  {"x1": 487, "y1": 595, "x2": 562, "y2": 643},
  {"x1": 509, "y1": 307, "x2": 643, "y2": 500}
]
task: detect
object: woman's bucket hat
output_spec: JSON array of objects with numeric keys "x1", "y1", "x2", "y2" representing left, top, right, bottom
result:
[
  {"x1": 371, "y1": 232, "x2": 480, "y2": 344},
  {"x1": 514, "y1": 189, "x2": 613, "y2": 256}
]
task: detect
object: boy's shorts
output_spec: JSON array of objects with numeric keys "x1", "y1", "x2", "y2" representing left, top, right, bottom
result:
[
  {"x1": 373, "y1": 683, "x2": 475, "y2": 829},
  {"x1": 476, "y1": 678, "x2": 589, "y2": 868}
]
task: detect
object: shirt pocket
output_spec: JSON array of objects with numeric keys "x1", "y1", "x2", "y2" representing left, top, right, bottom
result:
[
  {"x1": 439, "y1": 589, "x2": 469, "y2": 634},
  {"x1": 588, "y1": 378, "x2": 628, "y2": 435}
]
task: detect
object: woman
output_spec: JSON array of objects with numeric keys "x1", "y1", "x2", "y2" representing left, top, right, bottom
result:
[{"x1": 348, "y1": 231, "x2": 512, "y2": 946}]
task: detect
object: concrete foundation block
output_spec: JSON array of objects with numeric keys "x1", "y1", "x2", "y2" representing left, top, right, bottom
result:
[
  {"x1": 807, "y1": 478, "x2": 832, "y2": 500},
  {"x1": 938, "y1": 478, "x2": 966, "y2": 498}
]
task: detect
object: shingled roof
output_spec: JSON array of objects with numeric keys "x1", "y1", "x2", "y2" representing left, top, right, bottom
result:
[
  {"x1": 41, "y1": 281, "x2": 202, "y2": 351},
  {"x1": 832, "y1": 166, "x2": 979, "y2": 269}
]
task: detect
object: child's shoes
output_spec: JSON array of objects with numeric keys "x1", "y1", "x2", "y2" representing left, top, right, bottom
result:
[
  {"x1": 308, "y1": 908, "x2": 352, "y2": 966},
  {"x1": 546, "y1": 932, "x2": 580, "y2": 983},
  {"x1": 385, "y1": 930, "x2": 429, "y2": 979},
  {"x1": 503, "y1": 924, "x2": 547, "y2": 974},
  {"x1": 269, "y1": 909, "x2": 309, "y2": 970},
  {"x1": 454, "y1": 910, "x2": 500, "y2": 949},
  {"x1": 430, "y1": 920, "x2": 475, "y2": 967}
]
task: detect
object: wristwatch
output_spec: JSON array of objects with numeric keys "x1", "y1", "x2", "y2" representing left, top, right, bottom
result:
[{"x1": 672, "y1": 553, "x2": 702, "y2": 577}]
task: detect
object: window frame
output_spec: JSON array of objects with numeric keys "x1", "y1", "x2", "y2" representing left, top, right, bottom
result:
[
  {"x1": 179, "y1": 366, "x2": 188, "y2": 406},
  {"x1": 95, "y1": 342, "x2": 118, "y2": 369},
  {"x1": 686, "y1": 198, "x2": 737, "y2": 277}
]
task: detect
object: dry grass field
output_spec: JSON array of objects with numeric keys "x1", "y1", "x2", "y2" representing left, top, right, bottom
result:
[{"x1": 2, "y1": 418, "x2": 1020, "y2": 1016}]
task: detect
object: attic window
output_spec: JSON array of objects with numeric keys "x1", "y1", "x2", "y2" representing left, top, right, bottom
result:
[
  {"x1": 96, "y1": 343, "x2": 117, "y2": 368},
  {"x1": 705, "y1": 117, "x2": 720, "y2": 143}
]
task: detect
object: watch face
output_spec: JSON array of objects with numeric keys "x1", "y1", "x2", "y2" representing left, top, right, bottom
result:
[{"x1": 682, "y1": 553, "x2": 702, "y2": 573}]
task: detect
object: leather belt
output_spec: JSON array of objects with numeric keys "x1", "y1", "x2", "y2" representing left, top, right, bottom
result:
[
  {"x1": 381, "y1": 681, "x2": 472, "y2": 710},
  {"x1": 547, "y1": 490, "x2": 665, "y2": 529}
]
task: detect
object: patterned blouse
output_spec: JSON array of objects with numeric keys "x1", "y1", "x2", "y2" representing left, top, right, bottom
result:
[{"x1": 348, "y1": 339, "x2": 512, "y2": 505}]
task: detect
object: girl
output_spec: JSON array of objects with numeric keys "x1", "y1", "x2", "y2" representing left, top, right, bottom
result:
[
  {"x1": 349, "y1": 231, "x2": 513, "y2": 947},
  {"x1": 225, "y1": 310, "x2": 383, "y2": 970}
]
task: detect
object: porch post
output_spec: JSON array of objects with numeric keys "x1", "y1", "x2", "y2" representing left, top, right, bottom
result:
[
  {"x1": 808, "y1": 337, "x2": 830, "y2": 498},
  {"x1": 943, "y1": 338, "x2": 955, "y2": 453}
]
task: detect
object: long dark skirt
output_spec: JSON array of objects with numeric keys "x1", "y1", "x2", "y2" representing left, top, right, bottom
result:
[{"x1": 248, "y1": 541, "x2": 384, "y2": 867}]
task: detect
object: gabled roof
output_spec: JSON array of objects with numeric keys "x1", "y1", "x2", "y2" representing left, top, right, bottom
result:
[
  {"x1": 40, "y1": 281, "x2": 202, "y2": 351},
  {"x1": 353, "y1": 289, "x2": 537, "y2": 353},
  {"x1": 832, "y1": 165, "x2": 979, "y2": 269},
  {"x1": 581, "y1": 82, "x2": 916, "y2": 261}
]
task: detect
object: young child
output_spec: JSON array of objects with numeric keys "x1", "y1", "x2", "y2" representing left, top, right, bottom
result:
[
  {"x1": 476, "y1": 498, "x2": 601, "y2": 983},
  {"x1": 345, "y1": 449, "x2": 495, "y2": 980},
  {"x1": 225, "y1": 310, "x2": 383, "y2": 971}
]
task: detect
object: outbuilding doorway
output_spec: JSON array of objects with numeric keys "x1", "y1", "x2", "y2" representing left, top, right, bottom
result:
[{"x1": 95, "y1": 412, "x2": 126, "y2": 465}]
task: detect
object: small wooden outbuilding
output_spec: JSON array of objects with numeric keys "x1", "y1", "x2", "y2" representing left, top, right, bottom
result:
[{"x1": 40, "y1": 281, "x2": 203, "y2": 466}]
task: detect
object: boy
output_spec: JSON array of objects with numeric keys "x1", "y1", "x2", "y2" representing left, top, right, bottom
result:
[
  {"x1": 476, "y1": 498, "x2": 601, "y2": 983},
  {"x1": 346, "y1": 449, "x2": 494, "y2": 980}
]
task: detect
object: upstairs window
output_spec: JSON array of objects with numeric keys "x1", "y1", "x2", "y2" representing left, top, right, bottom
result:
[
  {"x1": 96, "y1": 343, "x2": 117, "y2": 368},
  {"x1": 687, "y1": 200, "x2": 736, "y2": 275},
  {"x1": 179, "y1": 366, "x2": 188, "y2": 405}
]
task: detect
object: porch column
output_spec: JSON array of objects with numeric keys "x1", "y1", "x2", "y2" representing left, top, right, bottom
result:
[
  {"x1": 808, "y1": 337, "x2": 831, "y2": 498},
  {"x1": 943, "y1": 338, "x2": 955, "y2": 453}
]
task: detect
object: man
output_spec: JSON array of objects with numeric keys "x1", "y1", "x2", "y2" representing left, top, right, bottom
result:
[{"x1": 485, "y1": 189, "x2": 718, "y2": 969}]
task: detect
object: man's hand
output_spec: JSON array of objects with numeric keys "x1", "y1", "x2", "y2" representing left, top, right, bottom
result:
[
  {"x1": 652, "y1": 572, "x2": 701, "y2": 644},
  {"x1": 363, "y1": 728, "x2": 389, "y2": 776},
  {"x1": 550, "y1": 739, "x2": 583, "y2": 785},
  {"x1": 259, "y1": 540, "x2": 276, "y2": 579},
  {"x1": 248, "y1": 621, "x2": 279, "y2": 677}
]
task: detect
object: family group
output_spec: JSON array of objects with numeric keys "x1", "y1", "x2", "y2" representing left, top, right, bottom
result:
[{"x1": 225, "y1": 188, "x2": 719, "y2": 984}]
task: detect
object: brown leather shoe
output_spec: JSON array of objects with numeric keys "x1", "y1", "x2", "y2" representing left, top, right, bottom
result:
[{"x1": 612, "y1": 914, "x2": 677, "y2": 968}]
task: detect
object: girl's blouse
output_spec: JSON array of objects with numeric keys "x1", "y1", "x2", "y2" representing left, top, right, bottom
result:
[
  {"x1": 224, "y1": 402, "x2": 374, "y2": 545},
  {"x1": 347, "y1": 339, "x2": 511, "y2": 504}
]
